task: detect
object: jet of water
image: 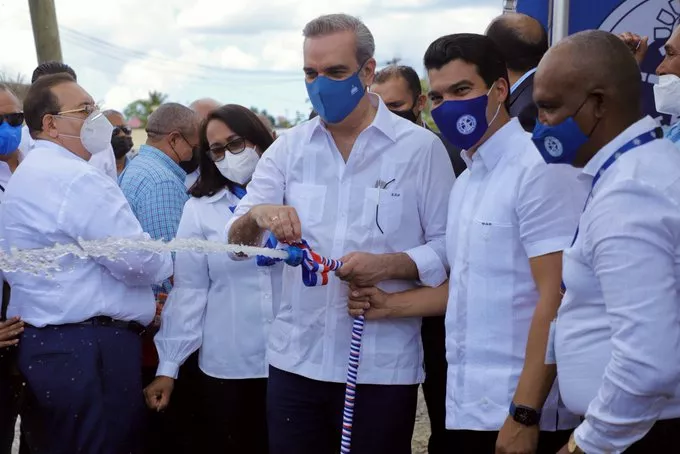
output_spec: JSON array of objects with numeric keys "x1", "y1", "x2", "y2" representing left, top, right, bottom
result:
[{"x1": 0, "y1": 238, "x2": 289, "y2": 276}]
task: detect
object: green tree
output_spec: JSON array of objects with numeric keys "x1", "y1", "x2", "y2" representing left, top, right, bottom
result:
[
  {"x1": 124, "y1": 91, "x2": 168, "y2": 128},
  {"x1": 420, "y1": 78, "x2": 438, "y2": 132},
  {"x1": 250, "y1": 106, "x2": 276, "y2": 128}
]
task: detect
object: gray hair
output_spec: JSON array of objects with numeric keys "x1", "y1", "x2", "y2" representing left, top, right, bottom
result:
[
  {"x1": 303, "y1": 13, "x2": 375, "y2": 65},
  {"x1": 146, "y1": 102, "x2": 199, "y2": 137}
]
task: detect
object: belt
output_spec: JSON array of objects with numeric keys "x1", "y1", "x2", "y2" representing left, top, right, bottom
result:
[{"x1": 72, "y1": 316, "x2": 146, "y2": 335}]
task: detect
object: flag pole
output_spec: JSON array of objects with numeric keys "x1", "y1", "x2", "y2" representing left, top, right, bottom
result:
[{"x1": 552, "y1": 0, "x2": 570, "y2": 44}]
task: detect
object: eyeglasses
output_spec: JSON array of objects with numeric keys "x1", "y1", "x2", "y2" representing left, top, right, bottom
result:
[
  {"x1": 375, "y1": 178, "x2": 395, "y2": 235},
  {"x1": 112, "y1": 126, "x2": 132, "y2": 136},
  {"x1": 56, "y1": 105, "x2": 98, "y2": 117},
  {"x1": 0, "y1": 112, "x2": 24, "y2": 127},
  {"x1": 208, "y1": 137, "x2": 247, "y2": 162}
]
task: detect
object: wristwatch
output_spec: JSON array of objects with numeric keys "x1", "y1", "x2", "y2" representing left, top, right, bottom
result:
[
  {"x1": 508, "y1": 402, "x2": 541, "y2": 426},
  {"x1": 568, "y1": 432, "x2": 585, "y2": 453}
]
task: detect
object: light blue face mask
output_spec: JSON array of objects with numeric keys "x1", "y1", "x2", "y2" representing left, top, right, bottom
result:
[
  {"x1": 305, "y1": 65, "x2": 366, "y2": 124},
  {"x1": 0, "y1": 122, "x2": 22, "y2": 155}
]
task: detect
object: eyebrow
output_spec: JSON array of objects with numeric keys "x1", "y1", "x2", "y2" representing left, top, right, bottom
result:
[{"x1": 303, "y1": 64, "x2": 350, "y2": 73}]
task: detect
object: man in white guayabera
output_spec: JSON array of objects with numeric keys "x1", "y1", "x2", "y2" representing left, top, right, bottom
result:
[
  {"x1": 0, "y1": 73, "x2": 172, "y2": 454},
  {"x1": 227, "y1": 13, "x2": 454, "y2": 454}
]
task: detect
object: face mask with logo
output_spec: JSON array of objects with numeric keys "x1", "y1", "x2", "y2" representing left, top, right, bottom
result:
[
  {"x1": 111, "y1": 135, "x2": 133, "y2": 159},
  {"x1": 431, "y1": 83, "x2": 501, "y2": 150},
  {"x1": 0, "y1": 122, "x2": 22, "y2": 156},
  {"x1": 59, "y1": 111, "x2": 114, "y2": 155},
  {"x1": 215, "y1": 147, "x2": 260, "y2": 186},
  {"x1": 306, "y1": 65, "x2": 365, "y2": 124},
  {"x1": 531, "y1": 97, "x2": 595, "y2": 165},
  {"x1": 654, "y1": 74, "x2": 680, "y2": 117}
]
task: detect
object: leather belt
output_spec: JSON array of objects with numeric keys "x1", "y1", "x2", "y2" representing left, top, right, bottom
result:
[{"x1": 72, "y1": 316, "x2": 146, "y2": 335}]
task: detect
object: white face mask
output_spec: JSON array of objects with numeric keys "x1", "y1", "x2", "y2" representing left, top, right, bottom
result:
[
  {"x1": 215, "y1": 147, "x2": 260, "y2": 185},
  {"x1": 59, "y1": 111, "x2": 114, "y2": 155},
  {"x1": 654, "y1": 74, "x2": 680, "y2": 116}
]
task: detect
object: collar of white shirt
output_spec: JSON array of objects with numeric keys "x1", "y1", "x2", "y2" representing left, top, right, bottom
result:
[
  {"x1": 204, "y1": 187, "x2": 230, "y2": 204},
  {"x1": 459, "y1": 118, "x2": 522, "y2": 170},
  {"x1": 305, "y1": 92, "x2": 398, "y2": 145},
  {"x1": 32, "y1": 139, "x2": 87, "y2": 162},
  {"x1": 582, "y1": 115, "x2": 659, "y2": 179}
]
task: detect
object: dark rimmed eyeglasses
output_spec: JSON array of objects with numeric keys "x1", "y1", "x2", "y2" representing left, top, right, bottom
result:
[
  {"x1": 112, "y1": 126, "x2": 132, "y2": 136},
  {"x1": 208, "y1": 137, "x2": 247, "y2": 162},
  {"x1": 375, "y1": 178, "x2": 396, "y2": 235},
  {"x1": 0, "y1": 112, "x2": 25, "y2": 127}
]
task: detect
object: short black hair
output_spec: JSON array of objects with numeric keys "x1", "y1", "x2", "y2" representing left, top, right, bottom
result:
[
  {"x1": 424, "y1": 33, "x2": 510, "y2": 110},
  {"x1": 31, "y1": 61, "x2": 77, "y2": 84},
  {"x1": 486, "y1": 15, "x2": 548, "y2": 73},
  {"x1": 24, "y1": 73, "x2": 76, "y2": 137},
  {"x1": 190, "y1": 104, "x2": 275, "y2": 198},
  {"x1": 374, "y1": 65, "x2": 422, "y2": 100},
  {"x1": 308, "y1": 110, "x2": 318, "y2": 120}
]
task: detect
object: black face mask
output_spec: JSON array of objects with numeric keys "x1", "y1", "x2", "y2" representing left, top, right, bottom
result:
[
  {"x1": 111, "y1": 135, "x2": 133, "y2": 160},
  {"x1": 390, "y1": 105, "x2": 419, "y2": 124},
  {"x1": 179, "y1": 147, "x2": 200, "y2": 174}
]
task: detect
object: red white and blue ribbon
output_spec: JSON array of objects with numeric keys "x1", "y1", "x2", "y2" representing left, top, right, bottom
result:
[{"x1": 280, "y1": 240, "x2": 365, "y2": 454}]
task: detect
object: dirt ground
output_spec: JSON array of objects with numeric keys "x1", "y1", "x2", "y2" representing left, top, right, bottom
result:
[{"x1": 12, "y1": 390, "x2": 432, "y2": 453}]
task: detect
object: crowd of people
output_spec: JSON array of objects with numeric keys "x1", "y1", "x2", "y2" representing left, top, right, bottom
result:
[{"x1": 0, "y1": 8, "x2": 679, "y2": 454}]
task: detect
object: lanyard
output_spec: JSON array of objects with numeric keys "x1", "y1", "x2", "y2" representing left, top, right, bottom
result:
[{"x1": 561, "y1": 127, "x2": 662, "y2": 292}]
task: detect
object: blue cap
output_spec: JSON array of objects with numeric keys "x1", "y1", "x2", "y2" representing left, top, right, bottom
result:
[{"x1": 284, "y1": 245, "x2": 304, "y2": 267}]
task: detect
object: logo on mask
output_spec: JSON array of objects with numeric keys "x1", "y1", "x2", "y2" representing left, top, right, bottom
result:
[
  {"x1": 456, "y1": 115, "x2": 477, "y2": 135},
  {"x1": 599, "y1": 0, "x2": 678, "y2": 125},
  {"x1": 544, "y1": 136, "x2": 563, "y2": 157},
  {"x1": 351, "y1": 85, "x2": 359, "y2": 95}
]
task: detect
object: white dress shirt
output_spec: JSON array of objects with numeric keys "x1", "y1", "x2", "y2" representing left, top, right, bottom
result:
[
  {"x1": 445, "y1": 118, "x2": 587, "y2": 431},
  {"x1": 0, "y1": 162, "x2": 11, "y2": 202},
  {"x1": 227, "y1": 93, "x2": 455, "y2": 385},
  {"x1": 556, "y1": 116, "x2": 680, "y2": 453},
  {"x1": 0, "y1": 140, "x2": 173, "y2": 327},
  {"x1": 156, "y1": 188, "x2": 282, "y2": 379},
  {"x1": 20, "y1": 125, "x2": 118, "y2": 181},
  {"x1": 185, "y1": 169, "x2": 200, "y2": 189}
]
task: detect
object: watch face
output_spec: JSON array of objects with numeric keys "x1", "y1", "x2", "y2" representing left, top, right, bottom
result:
[{"x1": 513, "y1": 406, "x2": 540, "y2": 426}]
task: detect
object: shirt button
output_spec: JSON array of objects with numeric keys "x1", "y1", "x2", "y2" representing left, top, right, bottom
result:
[
  {"x1": 481, "y1": 397, "x2": 489, "y2": 406},
  {"x1": 264, "y1": 293, "x2": 271, "y2": 299}
]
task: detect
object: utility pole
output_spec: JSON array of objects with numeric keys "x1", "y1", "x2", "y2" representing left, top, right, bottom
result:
[{"x1": 28, "y1": 0, "x2": 63, "y2": 64}]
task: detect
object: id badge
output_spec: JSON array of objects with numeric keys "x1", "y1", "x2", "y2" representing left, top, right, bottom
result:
[{"x1": 545, "y1": 319, "x2": 557, "y2": 365}]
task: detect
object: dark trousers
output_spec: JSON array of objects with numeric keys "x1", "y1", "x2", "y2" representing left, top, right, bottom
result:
[
  {"x1": 267, "y1": 366, "x2": 418, "y2": 454},
  {"x1": 18, "y1": 324, "x2": 145, "y2": 454},
  {"x1": 196, "y1": 371, "x2": 268, "y2": 454},
  {"x1": 0, "y1": 350, "x2": 21, "y2": 454},
  {"x1": 421, "y1": 316, "x2": 447, "y2": 454},
  {"x1": 444, "y1": 429, "x2": 571, "y2": 453},
  {"x1": 623, "y1": 417, "x2": 680, "y2": 453},
  {"x1": 141, "y1": 351, "x2": 201, "y2": 454}
]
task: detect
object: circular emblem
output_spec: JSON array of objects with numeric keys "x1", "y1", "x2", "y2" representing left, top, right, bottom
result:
[
  {"x1": 456, "y1": 115, "x2": 477, "y2": 135},
  {"x1": 544, "y1": 136, "x2": 563, "y2": 157}
]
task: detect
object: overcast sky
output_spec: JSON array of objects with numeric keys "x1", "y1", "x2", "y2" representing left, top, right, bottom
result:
[{"x1": 1, "y1": 0, "x2": 501, "y2": 119}]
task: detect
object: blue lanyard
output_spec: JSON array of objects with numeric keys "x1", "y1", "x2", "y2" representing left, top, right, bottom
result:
[{"x1": 561, "y1": 127, "x2": 662, "y2": 292}]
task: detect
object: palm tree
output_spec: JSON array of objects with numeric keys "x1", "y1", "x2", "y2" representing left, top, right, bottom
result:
[{"x1": 124, "y1": 91, "x2": 169, "y2": 128}]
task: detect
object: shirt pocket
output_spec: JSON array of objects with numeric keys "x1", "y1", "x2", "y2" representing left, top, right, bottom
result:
[
  {"x1": 469, "y1": 219, "x2": 516, "y2": 276},
  {"x1": 286, "y1": 182, "x2": 327, "y2": 227},
  {"x1": 362, "y1": 187, "x2": 404, "y2": 236}
]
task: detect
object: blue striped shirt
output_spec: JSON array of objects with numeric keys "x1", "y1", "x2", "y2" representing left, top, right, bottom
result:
[{"x1": 119, "y1": 144, "x2": 188, "y2": 295}]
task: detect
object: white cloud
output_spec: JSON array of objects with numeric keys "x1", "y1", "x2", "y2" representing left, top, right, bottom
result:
[{"x1": 0, "y1": 0, "x2": 501, "y2": 117}]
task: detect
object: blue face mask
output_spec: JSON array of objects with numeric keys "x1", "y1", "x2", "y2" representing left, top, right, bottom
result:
[
  {"x1": 531, "y1": 98, "x2": 594, "y2": 165},
  {"x1": 305, "y1": 69, "x2": 365, "y2": 124},
  {"x1": 0, "y1": 122, "x2": 22, "y2": 156},
  {"x1": 431, "y1": 83, "x2": 500, "y2": 150}
]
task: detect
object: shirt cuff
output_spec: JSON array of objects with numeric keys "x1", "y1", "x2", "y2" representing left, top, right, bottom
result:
[
  {"x1": 523, "y1": 235, "x2": 572, "y2": 258},
  {"x1": 404, "y1": 244, "x2": 447, "y2": 288},
  {"x1": 574, "y1": 420, "x2": 616, "y2": 454},
  {"x1": 156, "y1": 360, "x2": 181, "y2": 380}
]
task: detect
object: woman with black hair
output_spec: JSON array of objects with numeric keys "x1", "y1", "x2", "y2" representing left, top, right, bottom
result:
[{"x1": 145, "y1": 104, "x2": 280, "y2": 453}]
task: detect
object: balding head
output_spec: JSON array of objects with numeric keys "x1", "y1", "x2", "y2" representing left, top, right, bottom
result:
[
  {"x1": 486, "y1": 13, "x2": 548, "y2": 74},
  {"x1": 534, "y1": 30, "x2": 642, "y2": 166},
  {"x1": 146, "y1": 102, "x2": 201, "y2": 164},
  {"x1": 190, "y1": 98, "x2": 221, "y2": 120}
]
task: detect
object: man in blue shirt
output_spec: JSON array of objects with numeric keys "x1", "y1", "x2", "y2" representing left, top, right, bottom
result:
[{"x1": 119, "y1": 102, "x2": 200, "y2": 454}]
